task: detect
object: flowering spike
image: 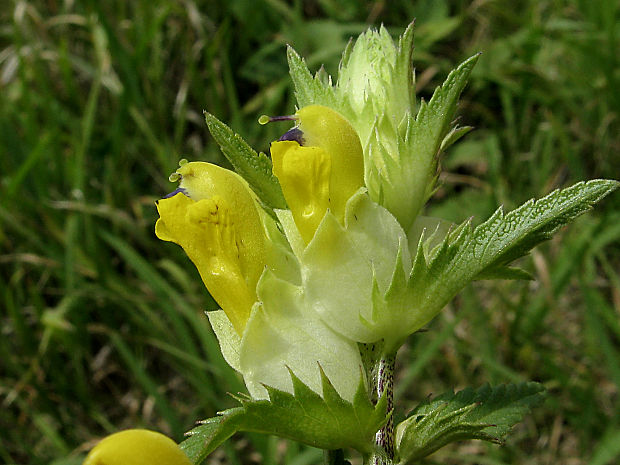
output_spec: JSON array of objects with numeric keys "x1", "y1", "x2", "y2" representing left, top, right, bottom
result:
[{"x1": 152, "y1": 24, "x2": 616, "y2": 464}]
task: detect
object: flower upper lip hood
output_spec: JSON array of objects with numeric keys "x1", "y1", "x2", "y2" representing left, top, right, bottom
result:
[{"x1": 270, "y1": 105, "x2": 364, "y2": 244}]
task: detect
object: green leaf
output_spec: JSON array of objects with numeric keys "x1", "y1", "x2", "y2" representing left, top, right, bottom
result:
[
  {"x1": 204, "y1": 112, "x2": 286, "y2": 210},
  {"x1": 406, "y1": 179, "x2": 619, "y2": 331},
  {"x1": 474, "y1": 265, "x2": 534, "y2": 281},
  {"x1": 469, "y1": 180, "x2": 619, "y2": 271},
  {"x1": 180, "y1": 370, "x2": 387, "y2": 463},
  {"x1": 403, "y1": 54, "x2": 480, "y2": 223},
  {"x1": 440, "y1": 125, "x2": 473, "y2": 152},
  {"x1": 180, "y1": 408, "x2": 246, "y2": 464},
  {"x1": 287, "y1": 46, "x2": 340, "y2": 110},
  {"x1": 412, "y1": 53, "x2": 480, "y2": 150},
  {"x1": 240, "y1": 368, "x2": 387, "y2": 452},
  {"x1": 392, "y1": 21, "x2": 415, "y2": 116},
  {"x1": 396, "y1": 383, "x2": 546, "y2": 463}
]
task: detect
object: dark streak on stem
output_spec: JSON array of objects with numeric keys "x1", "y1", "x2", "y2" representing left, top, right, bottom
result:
[
  {"x1": 360, "y1": 342, "x2": 396, "y2": 465},
  {"x1": 374, "y1": 354, "x2": 395, "y2": 461}
]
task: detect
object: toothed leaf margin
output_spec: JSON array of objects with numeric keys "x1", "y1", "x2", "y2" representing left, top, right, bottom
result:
[
  {"x1": 180, "y1": 370, "x2": 387, "y2": 463},
  {"x1": 406, "y1": 179, "x2": 619, "y2": 333},
  {"x1": 396, "y1": 382, "x2": 546, "y2": 463},
  {"x1": 180, "y1": 407, "x2": 246, "y2": 465},
  {"x1": 287, "y1": 46, "x2": 340, "y2": 110}
]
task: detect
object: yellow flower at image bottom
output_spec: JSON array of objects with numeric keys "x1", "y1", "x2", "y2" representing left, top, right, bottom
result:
[{"x1": 83, "y1": 429, "x2": 192, "y2": 465}]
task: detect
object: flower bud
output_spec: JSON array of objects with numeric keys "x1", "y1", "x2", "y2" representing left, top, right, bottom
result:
[{"x1": 337, "y1": 25, "x2": 413, "y2": 143}]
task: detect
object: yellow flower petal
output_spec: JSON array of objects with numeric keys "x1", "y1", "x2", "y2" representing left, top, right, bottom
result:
[
  {"x1": 156, "y1": 162, "x2": 265, "y2": 335},
  {"x1": 83, "y1": 429, "x2": 192, "y2": 465},
  {"x1": 296, "y1": 105, "x2": 364, "y2": 223},
  {"x1": 270, "y1": 106, "x2": 364, "y2": 244},
  {"x1": 271, "y1": 141, "x2": 331, "y2": 244}
]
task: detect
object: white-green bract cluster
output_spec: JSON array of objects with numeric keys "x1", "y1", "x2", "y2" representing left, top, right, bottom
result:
[{"x1": 289, "y1": 23, "x2": 477, "y2": 233}]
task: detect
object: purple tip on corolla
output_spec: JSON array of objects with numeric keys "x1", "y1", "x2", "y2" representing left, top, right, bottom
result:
[
  {"x1": 163, "y1": 187, "x2": 187, "y2": 199},
  {"x1": 278, "y1": 127, "x2": 305, "y2": 145}
]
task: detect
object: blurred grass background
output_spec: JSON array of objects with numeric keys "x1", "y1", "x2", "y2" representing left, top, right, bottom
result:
[{"x1": 0, "y1": 0, "x2": 618, "y2": 464}]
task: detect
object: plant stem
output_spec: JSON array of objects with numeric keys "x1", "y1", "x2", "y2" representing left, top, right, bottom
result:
[
  {"x1": 324, "y1": 449, "x2": 346, "y2": 465},
  {"x1": 373, "y1": 353, "x2": 395, "y2": 463},
  {"x1": 361, "y1": 343, "x2": 396, "y2": 465}
]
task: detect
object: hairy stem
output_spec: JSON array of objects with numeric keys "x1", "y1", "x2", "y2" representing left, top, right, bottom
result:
[
  {"x1": 374, "y1": 354, "x2": 395, "y2": 462},
  {"x1": 361, "y1": 342, "x2": 396, "y2": 465}
]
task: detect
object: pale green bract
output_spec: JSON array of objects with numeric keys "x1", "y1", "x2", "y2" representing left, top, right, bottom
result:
[
  {"x1": 207, "y1": 205, "x2": 363, "y2": 402},
  {"x1": 283, "y1": 189, "x2": 413, "y2": 346},
  {"x1": 207, "y1": 269, "x2": 363, "y2": 402},
  {"x1": 181, "y1": 370, "x2": 388, "y2": 461}
]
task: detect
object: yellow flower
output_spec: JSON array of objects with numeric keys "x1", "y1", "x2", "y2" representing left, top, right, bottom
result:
[
  {"x1": 270, "y1": 105, "x2": 364, "y2": 244},
  {"x1": 156, "y1": 160, "x2": 364, "y2": 402},
  {"x1": 155, "y1": 162, "x2": 265, "y2": 335},
  {"x1": 83, "y1": 429, "x2": 191, "y2": 465}
]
